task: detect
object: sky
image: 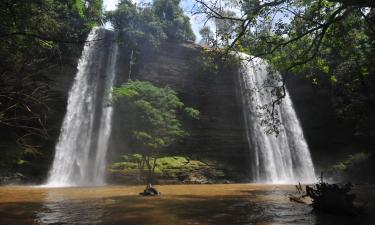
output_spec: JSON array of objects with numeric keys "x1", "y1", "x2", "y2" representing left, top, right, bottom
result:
[
  {"x1": 103, "y1": 0, "x2": 118, "y2": 11},
  {"x1": 102, "y1": 0, "x2": 210, "y2": 42}
]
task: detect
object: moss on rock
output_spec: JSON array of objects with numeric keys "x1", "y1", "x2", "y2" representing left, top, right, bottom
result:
[{"x1": 108, "y1": 154, "x2": 228, "y2": 184}]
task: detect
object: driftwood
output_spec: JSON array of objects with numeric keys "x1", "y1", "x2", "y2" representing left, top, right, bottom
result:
[
  {"x1": 288, "y1": 182, "x2": 310, "y2": 204},
  {"x1": 289, "y1": 195, "x2": 307, "y2": 204}
]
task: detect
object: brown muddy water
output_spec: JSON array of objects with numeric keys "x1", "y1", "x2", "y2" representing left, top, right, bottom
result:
[{"x1": 0, "y1": 184, "x2": 374, "y2": 225}]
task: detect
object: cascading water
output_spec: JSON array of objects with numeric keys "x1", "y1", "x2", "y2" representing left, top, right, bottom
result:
[
  {"x1": 46, "y1": 28, "x2": 118, "y2": 187},
  {"x1": 93, "y1": 36, "x2": 118, "y2": 186},
  {"x1": 238, "y1": 53, "x2": 316, "y2": 184}
]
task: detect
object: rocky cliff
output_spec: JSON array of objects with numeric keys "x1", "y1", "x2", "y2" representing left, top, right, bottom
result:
[
  {"x1": 110, "y1": 42, "x2": 251, "y2": 182},
  {"x1": 286, "y1": 75, "x2": 373, "y2": 172},
  {"x1": 110, "y1": 41, "x2": 374, "y2": 181},
  {"x1": 17, "y1": 37, "x2": 372, "y2": 184}
]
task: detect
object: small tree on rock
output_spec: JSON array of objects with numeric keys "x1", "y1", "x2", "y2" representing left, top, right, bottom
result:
[{"x1": 113, "y1": 80, "x2": 199, "y2": 183}]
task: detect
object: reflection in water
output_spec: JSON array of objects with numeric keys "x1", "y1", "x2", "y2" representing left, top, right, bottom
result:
[
  {"x1": 35, "y1": 189, "x2": 107, "y2": 224},
  {"x1": 36, "y1": 197, "x2": 105, "y2": 224},
  {"x1": 0, "y1": 184, "x2": 373, "y2": 225}
]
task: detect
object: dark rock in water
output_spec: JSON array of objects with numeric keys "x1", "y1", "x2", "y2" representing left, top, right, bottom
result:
[
  {"x1": 139, "y1": 184, "x2": 161, "y2": 196},
  {"x1": 305, "y1": 178, "x2": 362, "y2": 215}
]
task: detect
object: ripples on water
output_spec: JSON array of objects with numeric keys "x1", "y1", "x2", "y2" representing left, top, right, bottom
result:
[
  {"x1": 0, "y1": 184, "x2": 373, "y2": 225},
  {"x1": 36, "y1": 200, "x2": 104, "y2": 224}
]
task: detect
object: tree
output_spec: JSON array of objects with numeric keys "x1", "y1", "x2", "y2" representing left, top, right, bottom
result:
[
  {"x1": 113, "y1": 80, "x2": 199, "y2": 182},
  {"x1": 214, "y1": 10, "x2": 238, "y2": 46},
  {"x1": 107, "y1": 0, "x2": 196, "y2": 81},
  {"x1": 108, "y1": 0, "x2": 196, "y2": 49},
  {"x1": 0, "y1": 0, "x2": 103, "y2": 173},
  {"x1": 199, "y1": 26, "x2": 214, "y2": 45},
  {"x1": 107, "y1": 0, "x2": 166, "y2": 51},
  {"x1": 153, "y1": 0, "x2": 196, "y2": 41},
  {"x1": 194, "y1": 0, "x2": 375, "y2": 136}
]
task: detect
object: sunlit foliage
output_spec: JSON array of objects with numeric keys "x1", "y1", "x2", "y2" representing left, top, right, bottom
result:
[
  {"x1": 113, "y1": 80, "x2": 199, "y2": 182},
  {"x1": 107, "y1": 0, "x2": 195, "y2": 52}
]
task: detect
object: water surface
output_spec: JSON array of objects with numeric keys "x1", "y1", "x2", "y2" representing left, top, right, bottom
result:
[{"x1": 0, "y1": 184, "x2": 373, "y2": 225}]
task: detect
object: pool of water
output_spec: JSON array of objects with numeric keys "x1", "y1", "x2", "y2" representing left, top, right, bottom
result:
[{"x1": 0, "y1": 184, "x2": 374, "y2": 225}]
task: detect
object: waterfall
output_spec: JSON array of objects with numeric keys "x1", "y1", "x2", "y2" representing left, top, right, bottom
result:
[
  {"x1": 238, "y1": 53, "x2": 316, "y2": 184},
  {"x1": 46, "y1": 28, "x2": 118, "y2": 187},
  {"x1": 93, "y1": 36, "x2": 118, "y2": 186}
]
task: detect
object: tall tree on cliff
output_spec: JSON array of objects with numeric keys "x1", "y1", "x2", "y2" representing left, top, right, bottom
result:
[{"x1": 153, "y1": 0, "x2": 196, "y2": 41}]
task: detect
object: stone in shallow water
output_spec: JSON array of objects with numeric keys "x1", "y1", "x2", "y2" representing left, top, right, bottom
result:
[{"x1": 139, "y1": 184, "x2": 161, "y2": 196}]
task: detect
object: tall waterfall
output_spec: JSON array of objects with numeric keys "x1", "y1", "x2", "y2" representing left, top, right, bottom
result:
[
  {"x1": 238, "y1": 53, "x2": 316, "y2": 184},
  {"x1": 46, "y1": 28, "x2": 118, "y2": 187}
]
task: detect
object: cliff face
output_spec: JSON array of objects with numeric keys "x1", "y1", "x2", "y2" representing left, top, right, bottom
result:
[
  {"x1": 0, "y1": 47, "x2": 82, "y2": 183},
  {"x1": 286, "y1": 75, "x2": 373, "y2": 171},
  {"x1": 38, "y1": 39, "x2": 372, "y2": 183},
  {"x1": 115, "y1": 41, "x2": 373, "y2": 178},
  {"x1": 110, "y1": 42, "x2": 251, "y2": 181}
]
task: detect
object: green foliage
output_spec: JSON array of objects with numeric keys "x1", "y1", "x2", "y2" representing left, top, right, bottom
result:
[
  {"x1": 199, "y1": 47, "x2": 240, "y2": 75},
  {"x1": 198, "y1": 0, "x2": 375, "y2": 136},
  {"x1": 214, "y1": 10, "x2": 239, "y2": 46},
  {"x1": 113, "y1": 80, "x2": 198, "y2": 149},
  {"x1": 107, "y1": 0, "x2": 166, "y2": 50},
  {"x1": 109, "y1": 154, "x2": 220, "y2": 182},
  {"x1": 111, "y1": 154, "x2": 144, "y2": 171},
  {"x1": 327, "y1": 152, "x2": 374, "y2": 183},
  {"x1": 73, "y1": 0, "x2": 85, "y2": 17},
  {"x1": 153, "y1": 0, "x2": 196, "y2": 42},
  {"x1": 111, "y1": 155, "x2": 194, "y2": 173},
  {"x1": 107, "y1": 0, "x2": 195, "y2": 52},
  {"x1": 113, "y1": 80, "x2": 199, "y2": 182},
  {"x1": 200, "y1": 48, "x2": 220, "y2": 73},
  {"x1": 328, "y1": 152, "x2": 371, "y2": 172},
  {"x1": 0, "y1": 0, "x2": 103, "y2": 171},
  {"x1": 199, "y1": 26, "x2": 214, "y2": 46},
  {"x1": 184, "y1": 107, "x2": 200, "y2": 119},
  {"x1": 333, "y1": 152, "x2": 371, "y2": 171}
]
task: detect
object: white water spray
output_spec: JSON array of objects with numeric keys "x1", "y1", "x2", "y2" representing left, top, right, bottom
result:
[
  {"x1": 46, "y1": 28, "x2": 118, "y2": 187},
  {"x1": 238, "y1": 53, "x2": 316, "y2": 184}
]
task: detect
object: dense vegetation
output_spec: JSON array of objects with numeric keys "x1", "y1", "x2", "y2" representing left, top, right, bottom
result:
[
  {"x1": 1, "y1": 0, "x2": 374, "y2": 184},
  {"x1": 112, "y1": 80, "x2": 199, "y2": 182},
  {"x1": 196, "y1": 0, "x2": 375, "y2": 137},
  {"x1": 196, "y1": 0, "x2": 375, "y2": 181},
  {"x1": 107, "y1": 0, "x2": 195, "y2": 51},
  {"x1": 0, "y1": 0, "x2": 198, "y2": 183},
  {"x1": 0, "y1": 0, "x2": 103, "y2": 179},
  {"x1": 106, "y1": 0, "x2": 196, "y2": 79},
  {"x1": 109, "y1": 154, "x2": 225, "y2": 184}
]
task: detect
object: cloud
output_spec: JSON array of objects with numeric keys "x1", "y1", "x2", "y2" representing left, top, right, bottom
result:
[
  {"x1": 103, "y1": 0, "x2": 119, "y2": 11},
  {"x1": 181, "y1": 0, "x2": 216, "y2": 42}
]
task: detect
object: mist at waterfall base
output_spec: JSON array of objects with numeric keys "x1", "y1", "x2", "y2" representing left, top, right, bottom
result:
[
  {"x1": 238, "y1": 53, "x2": 316, "y2": 184},
  {"x1": 45, "y1": 28, "x2": 118, "y2": 187}
]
